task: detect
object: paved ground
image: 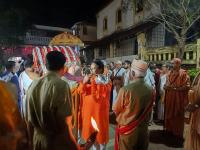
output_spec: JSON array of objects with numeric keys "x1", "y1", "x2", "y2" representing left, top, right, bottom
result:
[{"x1": 107, "y1": 123, "x2": 186, "y2": 150}]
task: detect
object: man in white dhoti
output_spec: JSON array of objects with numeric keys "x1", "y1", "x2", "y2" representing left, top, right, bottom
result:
[
  {"x1": 158, "y1": 64, "x2": 169, "y2": 121},
  {"x1": 19, "y1": 56, "x2": 39, "y2": 120},
  {"x1": 111, "y1": 61, "x2": 125, "y2": 107}
]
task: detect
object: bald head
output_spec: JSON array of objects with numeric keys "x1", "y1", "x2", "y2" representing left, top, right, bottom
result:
[{"x1": 171, "y1": 58, "x2": 182, "y2": 70}]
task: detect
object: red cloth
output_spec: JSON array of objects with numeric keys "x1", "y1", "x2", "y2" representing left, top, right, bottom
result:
[
  {"x1": 114, "y1": 92, "x2": 154, "y2": 150},
  {"x1": 64, "y1": 72, "x2": 83, "y2": 82}
]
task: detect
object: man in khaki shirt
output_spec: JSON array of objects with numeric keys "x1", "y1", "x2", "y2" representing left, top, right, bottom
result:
[{"x1": 27, "y1": 51, "x2": 77, "y2": 150}]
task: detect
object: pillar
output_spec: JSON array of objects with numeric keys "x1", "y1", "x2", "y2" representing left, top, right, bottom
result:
[
  {"x1": 197, "y1": 39, "x2": 200, "y2": 68},
  {"x1": 109, "y1": 43, "x2": 114, "y2": 58},
  {"x1": 168, "y1": 53, "x2": 171, "y2": 60},
  {"x1": 159, "y1": 54, "x2": 161, "y2": 61},
  {"x1": 137, "y1": 33, "x2": 146, "y2": 60}
]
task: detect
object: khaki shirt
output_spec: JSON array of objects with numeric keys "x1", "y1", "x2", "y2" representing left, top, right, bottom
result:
[
  {"x1": 113, "y1": 78, "x2": 153, "y2": 126},
  {"x1": 27, "y1": 72, "x2": 72, "y2": 135}
]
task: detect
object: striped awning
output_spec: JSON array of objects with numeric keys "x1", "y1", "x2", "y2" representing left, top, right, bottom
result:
[{"x1": 32, "y1": 46, "x2": 80, "y2": 73}]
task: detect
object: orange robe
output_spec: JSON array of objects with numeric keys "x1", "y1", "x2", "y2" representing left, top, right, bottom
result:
[
  {"x1": 185, "y1": 73, "x2": 200, "y2": 150},
  {"x1": 79, "y1": 76, "x2": 112, "y2": 144},
  {"x1": 71, "y1": 86, "x2": 83, "y2": 139},
  {"x1": 0, "y1": 81, "x2": 28, "y2": 150},
  {"x1": 164, "y1": 69, "x2": 190, "y2": 138}
]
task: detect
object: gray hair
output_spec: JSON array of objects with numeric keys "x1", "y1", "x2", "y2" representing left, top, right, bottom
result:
[{"x1": 131, "y1": 68, "x2": 147, "y2": 78}]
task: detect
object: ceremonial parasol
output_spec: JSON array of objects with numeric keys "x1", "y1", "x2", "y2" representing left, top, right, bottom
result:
[
  {"x1": 49, "y1": 32, "x2": 84, "y2": 47},
  {"x1": 32, "y1": 32, "x2": 83, "y2": 73},
  {"x1": 32, "y1": 46, "x2": 81, "y2": 73}
]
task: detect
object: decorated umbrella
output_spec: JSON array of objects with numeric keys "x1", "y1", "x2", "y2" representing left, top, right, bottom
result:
[
  {"x1": 32, "y1": 32, "x2": 86, "y2": 145},
  {"x1": 32, "y1": 46, "x2": 81, "y2": 73},
  {"x1": 32, "y1": 32, "x2": 84, "y2": 73},
  {"x1": 49, "y1": 32, "x2": 84, "y2": 47}
]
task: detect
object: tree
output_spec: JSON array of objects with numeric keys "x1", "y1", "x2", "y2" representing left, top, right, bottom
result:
[{"x1": 122, "y1": 0, "x2": 200, "y2": 59}]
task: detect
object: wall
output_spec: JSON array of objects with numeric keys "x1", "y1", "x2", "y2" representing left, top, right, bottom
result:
[
  {"x1": 133, "y1": 0, "x2": 160, "y2": 25},
  {"x1": 80, "y1": 25, "x2": 97, "y2": 42},
  {"x1": 97, "y1": 0, "x2": 134, "y2": 39}
]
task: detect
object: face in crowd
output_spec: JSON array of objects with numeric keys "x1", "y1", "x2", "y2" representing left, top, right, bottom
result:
[
  {"x1": 115, "y1": 62, "x2": 122, "y2": 69},
  {"x1": 109, "y1": 62, "x2": 115, "y2": 70},
  {"x1": 149, "y1": 63, "x2": 156, "y2": 73},
  {"x1": 90, "y1": 60, "x2": 104, "y2": 75},
  {"x1": 172, "y1": 59, "x2": 181, "y2": 70},
  {"x1": 124, "y1": 60, "x2": 131, "y2": 69},
  {"x1": 161, "y1": 65, "x2": 169, "y2": 74},
  {"x1": 6, "y1": 61, "x2": 18, "y2": 73},
  {"x1": 90, "y1": 63, "x2": 98, "y2": 75}
]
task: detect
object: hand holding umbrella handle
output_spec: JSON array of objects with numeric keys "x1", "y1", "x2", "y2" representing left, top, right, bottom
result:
[{"x1": 80, "y1": 131, "x2": 98, "y2": 150}]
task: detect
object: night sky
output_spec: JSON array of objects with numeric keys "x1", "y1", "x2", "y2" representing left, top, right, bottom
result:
[{"x1": 1, "y1": 0, "x2": 109, "y2": 28}]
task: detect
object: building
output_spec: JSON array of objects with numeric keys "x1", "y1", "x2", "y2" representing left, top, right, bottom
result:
[
  {"x1": 81, "y1": 0, "x2": 190, "y2": 65},
  {"x1": 4, "y1": 25, "x2": 71, "y2": 57},
  {"x1": 71, "y1": 21, "x2": 97, "y2": 63},
  {"x1": 71, "y1": 21, "x2": 97, "y2": 45},
  {"x1": 24, "y1": 25, "x2": 70, "y2": 46},
  {"x1": 21, "y1": 25, "x2": 71, "y2": 55}
]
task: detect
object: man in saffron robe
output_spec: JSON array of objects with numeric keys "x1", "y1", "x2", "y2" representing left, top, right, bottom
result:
[
  {"x1": 80, "y1": 60, "x2": 111, "y2": 150},
  {"x1": 185, "y1": 72, "x2": 200, "y2": 150},
  {"x1": 164, "y1": 58, "x2": 190, "y2": 140},
  {"x1": 0, "y1": 81, "x2": 28, "y2": 150},
  {"x1": 113, "y1": 59, "x2": 154, "y2": 150}
]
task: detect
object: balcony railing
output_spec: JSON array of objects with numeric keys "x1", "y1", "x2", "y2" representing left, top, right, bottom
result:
[
  {"x1": 23, "y1": 36, "x2": 52, "y2": 45},
  {"x1": 144, "y1": 44, "x2": 197, "y2": 65}
]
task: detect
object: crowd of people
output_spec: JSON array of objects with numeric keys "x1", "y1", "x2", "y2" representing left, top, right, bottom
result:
[{"x1": 0, "y1": 51, "x2": 200, "y2": 150}]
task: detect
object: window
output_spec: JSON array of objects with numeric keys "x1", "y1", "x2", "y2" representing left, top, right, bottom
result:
[
  {"x1": 103, "y1": 17, "x2": 108, "y2": 31},
  {"x1": 99, "y1": 49, "x2": 103, "y2": 57},
  {"x1": 116, "y1": 9, "x2": 122, "y2": 24},
  {"x1": 115, "y1": 38, "x2": 135, "y2": 57},
  {"x1": 83, "y1": 26, "x2": 87, "y2": 35},
  {"x1": 146, "y1": 25, "x2": 165, "y2": 48},
  {"x1": 98, "y1": 48, "x2": 107, "y2": 58},
  {"x1": 135, "y1": 0, "x2": 143, "y2": 13}
]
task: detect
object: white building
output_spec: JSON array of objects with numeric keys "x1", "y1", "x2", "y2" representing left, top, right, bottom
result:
[
  {"x1": 83, "y1": 0, "x2": 168, "y2": 63},
  {"x1": 4, "y1": 25, "x2": 71, "y2": 57},
  {"x1": 71, "y1": 21, "x2": 97, "y2": 63},
  {"x1": 24, "y1": 24, "x2": 71, "y2": 46},
  {"x1": 71, "y1": 21, "x2": 97, "y2": 45}
]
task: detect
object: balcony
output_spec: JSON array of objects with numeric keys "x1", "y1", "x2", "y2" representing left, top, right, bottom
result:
[
  {"x1": 23, "y1": 36, "x2": 52, "y2": 45},
  {"x1": 144, "y1": 43, "x2": 198, "y2": 66}
]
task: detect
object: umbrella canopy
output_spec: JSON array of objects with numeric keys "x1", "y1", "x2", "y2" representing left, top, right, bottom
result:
[{"x1": 49, "y1": 32, "x2": 84, "y2": 47}]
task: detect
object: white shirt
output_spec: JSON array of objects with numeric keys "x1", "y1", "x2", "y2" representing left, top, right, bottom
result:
[
  {"x1": 144, "y1": 68, "x2": 155, "y2": 88},
  {"x1": 124, "y1": 69, "x2": 130, "y2": 86},
  {"x1": 160, "y1": 74, "x2": 167, "y2": 93},
  {"x1": 113, "y1": 68, "x2": 126, "y2": 77},
  {"x1": 19, "y1": 71, "x2": 33, "y2": 118}
]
